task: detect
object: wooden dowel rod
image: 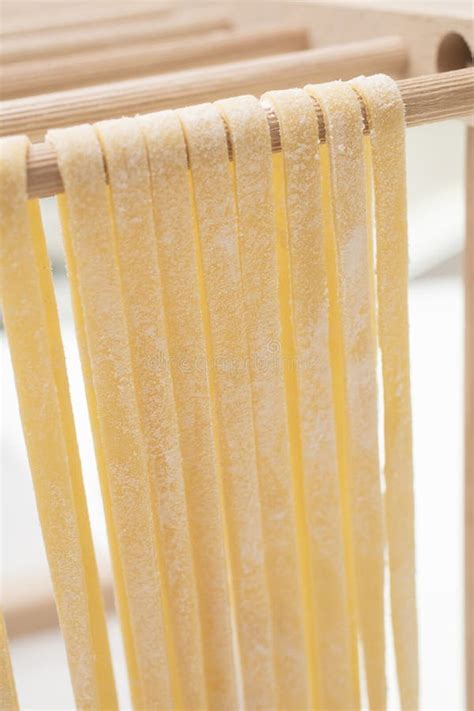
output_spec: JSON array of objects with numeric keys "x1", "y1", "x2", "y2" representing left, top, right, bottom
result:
[
  {"x1": 1, "y1": 2, "x2": 174, "y2": 38},
  {"x1": 21, "y1": 67, "x2": 474, "y2": 200},
  {"x1": 0, "y1": 25, "x2": 309, "y2": 100},
  {"x1": 1, "y1": 11, "x2": 233, "y2": 64},
  {"x1": 466, "y1": 124, "x2": 474, "y2": 711},
  {"x1": 3, "y1": 574, "x2": 115, "y2": 638},
  {"x1": 1, "y1": 37, "x2": 408, "y2": 143}
]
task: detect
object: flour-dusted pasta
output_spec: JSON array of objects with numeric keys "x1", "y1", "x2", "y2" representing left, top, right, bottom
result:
[
  {"x1": 264, "y1": 87, "x2": 358, "y2": 710},
  {"x1": 138, "y1": 109, "x2": 238, "y2": 710},
  {"x1": 216, "y1": 94, "x2": 310, "y2": 710},
  {"x1": 0, "y1": 135, "x2": 117, "y2": 709},
  {"x1": 50, "y1": 125, "x2": 171, "y2": 709},
  {"x1": 0, "y1": 611, "x2": 18, "y2": 710},
  {"x1": 305, "y1": 80, "x2": 386, "y2": 709},
  {"x1": 94, "y1": 116, "x2": 206, "y2": 710},
  {"x1": 2, "y1": 73, "x2": 418, "y2": 710},
  {"x1": 350, "y1": 73, "x2": 419, "y2": 710},
  {"x1": 178, "y1": 102, "x2": 277, "y2": 709}
]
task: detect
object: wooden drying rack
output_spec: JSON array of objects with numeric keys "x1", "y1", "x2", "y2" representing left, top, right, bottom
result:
[
  {"x1": 1, "y1": 25, "x2": 309, "y2": 99},
  {"x1": 0, "y1": 37, "x2": 407, "y2": 141},
  {"x1": 21, "y1": 66, "x2": 474, "y2": 198},
  {"x1": 1, "y1": 0, "x2": 473, "y2": 707}
]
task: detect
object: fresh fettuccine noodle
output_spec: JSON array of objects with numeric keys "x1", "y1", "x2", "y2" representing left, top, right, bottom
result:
[
  {"x1": 350, "y1": 74, "x2": 419, "y2": 709},
  {"x1": 1, "y1": 74, "x2": 418, "y2": 710},
  {"x1": 0, "y1": 135, "x2": 117, "y2": 710},
  {"x1": 138, "y1": 109, "x2": 238, "y2": 710},
  {"x1": 304, "y1": 80, "x2": 386, "y2": 709},
  {"x1": 0, "y1": 611, "x2": 18, "y2": 710},
  {"x1": 94, "y1": 116, "x2": 206, "y2": 710},
  {"x1": 178, "y1": 102, "x2": 277, "y2": 709},
  {"x1": 263, "y1": 87, "x2": 358, "y2": 710},
  {"x1": 49, "y1": 125, "x2": 171, "y2": 709},
  {"x1": 216, "y1": 95, "x2": 310, "y2": 709}
]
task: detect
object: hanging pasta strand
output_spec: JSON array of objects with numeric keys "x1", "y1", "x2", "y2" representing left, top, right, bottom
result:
[
  {"x1": 49, "y1": 125, "x2": 172, "y2": 710},
  {"x1": 55, "y1": 195, "x2": 141, "y2": 707},
  {"x1": 270, "y1": 147, "x2": 319, "y2": 705},
  {"x1": 304, "y1": 81, "x2": 386, "y2": 708},
  {"x1": 94, "y1": 116, "x2": 206, "y2": 710},
  {"x1": 0, "y1": 135, "x2": 117, "y2": 710},
  {"x1": 138, "y1": 109, "x2": 238, "y2": 710},
  {"x1": 263, "y1": 87, "x2": 358, "y2": 710},
  {"x1": 178, "y1": 102, "x2": 277, "y2": 709},
  {"x1": 350, "y1": 73, "x2": 419, "y2": 709},
  {"x1": 215, "y1": 94, "x2": 310, "y2": 710},
  {"x1": 0, "y1": 70, "x2": 422, "y2": 710},
  {"x1": 0, "y1": 611, "x2": 18, "y2": 710}
]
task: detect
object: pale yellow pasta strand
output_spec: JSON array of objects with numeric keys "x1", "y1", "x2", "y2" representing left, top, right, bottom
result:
[
  {"x1": 271, "y1": 150, "x2": 319, "y2": 705},
  {"x1": 138, "y1": 109, "x2": 238, "y2": 711},
  {"x1": 94, "y1": 116, "x2": 206, "y2": 710},
  {"x1": 320, "y1": 139, "x2": 363, "y2": 707},
  {"x1": 304, "y1": 81, "x2": 386, "y2": 708},
  {"x1": 178, "y1": 102, "x2": 277, "y2": 709},
  {"x1": 0, "y1": 135, "x2": 117, "y2": 710},
  {"x1": 215, "y1": 95, "x2": 310, "y2": 710},
  {"x1": 56, "y1": 194, "x2": 141, "y2": 707},
  {"x1": 0, "y1": 611, "x2": 18, "y2": 710},
  {"x1": 49, "y1": 125, "x2": 172, "y2": 710},
  {"x1": 350, "y1": 74, "x2": 419, "y2": 709},
  {"x1": 264, "y1": 88, "x2": 358, "y2": 710}
]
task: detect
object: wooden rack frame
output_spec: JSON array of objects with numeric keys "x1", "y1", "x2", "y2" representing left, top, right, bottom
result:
[
  {"x1": 22, "y1": 67, "x2": 474, "y2": 199},
  {"x1": 0, "y1": 38, "x2": 408, "y2": 142},
  {"x1": 0, "y1": 1, "x2": 174, "y2": 37},
  {"x1": 0, "y1": 25, "x2": 309, "y2": 99},
  {"x1": 0, "y1": 10, "x2": 233, "y2": 64},
  {"x1": 1, "y1": 1, "x2": 473, "y2": 706},
  {"x1": 466, "y1": 124, "x2": 474, "y2": 711}
]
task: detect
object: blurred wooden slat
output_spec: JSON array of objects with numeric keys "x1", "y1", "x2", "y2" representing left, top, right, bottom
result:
[
  {"x1": 24, "y1": 66, "x2": 474, "y2": 202},
  {"x1": 1, "y1": 12, "x2": 233, "y2": 64},
  {"x1": 0, "y1": 37, "x2": 408, "y2": 146},
  {"x1": 192, "y1": 0, "x2": 472, "y2": 76},
  {"x1": 466, "y1": 124, "x2": 474, "y2": 711},
  {"x1": 1, "y1": 2, "x2": 174, "y2": 36},
  {"x1": 0, "y1": 25, "x2": 308, "y2": 100},
  {"x1": 3, "y1": 575, "x2": 115, "y2": 638}
]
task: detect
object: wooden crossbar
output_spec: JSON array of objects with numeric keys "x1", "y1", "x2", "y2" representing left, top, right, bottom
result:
[
  {"x1": 0, "y1": 25, "x2": 309, "y2": 99},
  {"x1": 1, "y1": 38, "x2": 409, "y2": 143},
  {"x1": 18, "y1": 67, "x2": 473, "y2": 199}
]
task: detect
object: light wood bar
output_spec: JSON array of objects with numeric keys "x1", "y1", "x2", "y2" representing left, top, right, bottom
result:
[
  {"x1": 0, "y1": 2, "x2": 173, "y2": 37},
  {"x1": 0, "y1": 25, "x2": 309, "y2": 99},
  {"x1": 1, "y1": 12, "x2": 233, "y2": 64},
  {"x1": 1, "y1": 37, "x2": 408, "y2": 143},
  {"x1": 20, "y1": 67, "x2": 474, "y2": 199},
  {"x1": 466, "y1": 124, "x2": 474, "y2": 711},
  {"x1": 3, "y1": 574, "x2": 115, "y2": 638}
]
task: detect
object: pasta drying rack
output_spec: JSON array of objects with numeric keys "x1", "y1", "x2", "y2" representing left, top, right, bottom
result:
[{"x1": 1, "y1": 0, "x2": 473, "y2": 707}]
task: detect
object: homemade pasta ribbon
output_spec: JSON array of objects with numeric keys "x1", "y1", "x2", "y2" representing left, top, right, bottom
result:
[
  {"x1": 0, "y1": 135, "x2": 117, "y2": 710},
  {"x1": 94, "y1": 116, "x2": 206, "y2": 711},
  {"x1": 138, "y1": 109, "x2": 238, "y2": 710},
  {"x1": 49, "y1": 125, "x2": 171, "y2": 710},
  {"x1": 216, "y1": 95, "x2": 310, "y2": 710},
  {"x1": 178, "y1": 102, "x2": 276, "y2": 709},
  {"x1": 1, "y1": 74, "x2": 418, "y2": 711},
  {"x1": 304, "y1": 80, "x2": 386, "y2": 709},
  {"x1": 350, "y1": 73, "x2": 419, "y2": 710},
  {"x1": 264, "y1": 87, "x2": 358, "y2": 710},
  {"x1": 0, "y1": 611, "x2": 18, "y2": 710}
]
